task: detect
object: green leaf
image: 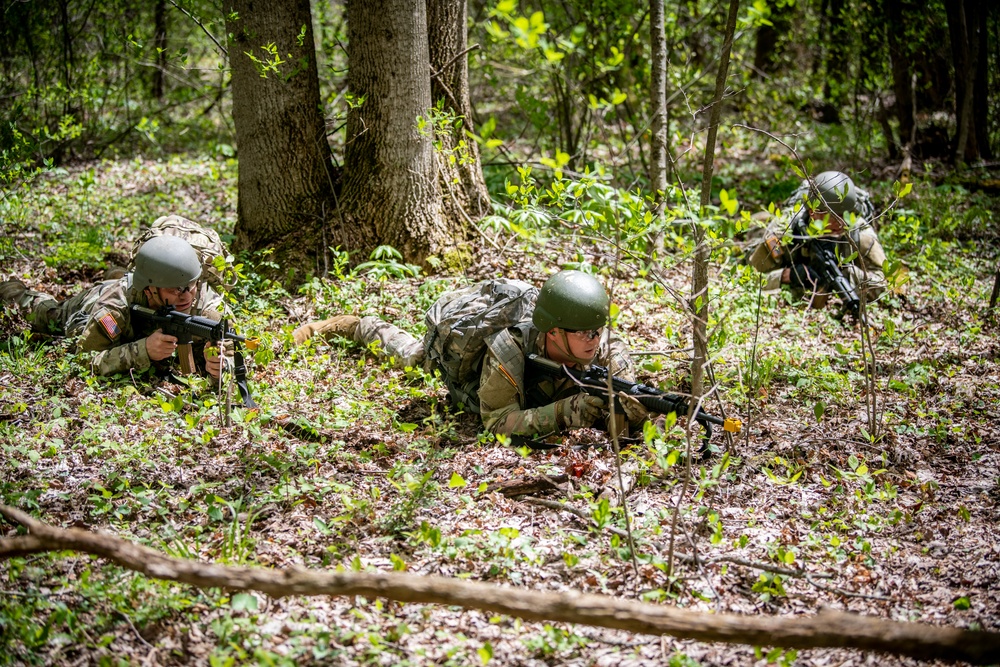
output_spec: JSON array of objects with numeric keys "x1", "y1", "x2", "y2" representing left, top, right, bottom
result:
[
  {"x1": 448, "y1": 472, "x2": 467, "y2": 488},
  {"x1": 478, "y1": 641, "x2": 494, "y2": 664},
  {"x1": 813, "y1": 401, "x2": 825, "y2": 422},
  {"x1": 953, "y1": 596, "x2": 971, "y2": 610},
  {"x1": 230, "y1": 593, "x2": 258, "y2": 611}
]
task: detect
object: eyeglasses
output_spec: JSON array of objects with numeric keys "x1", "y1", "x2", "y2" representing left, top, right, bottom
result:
[
  {"x1": 161, "y1": 281, "x2": 199, "y2": 297},
  {"x1": 565, "y1": 328, "x2": 603, "y2": 341}
]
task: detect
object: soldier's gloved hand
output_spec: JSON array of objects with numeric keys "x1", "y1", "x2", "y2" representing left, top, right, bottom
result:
[
  {"x1": 617, "y1": 392, "x2": 649, "y2": 424},
  {"x1": 555, "y1": 394, "x2": 605, "y2": 429}
]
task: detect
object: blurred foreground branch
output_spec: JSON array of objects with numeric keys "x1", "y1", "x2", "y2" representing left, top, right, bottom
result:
[{"x1": 2, "y1": 503, "x2": 997, "y2": 664}]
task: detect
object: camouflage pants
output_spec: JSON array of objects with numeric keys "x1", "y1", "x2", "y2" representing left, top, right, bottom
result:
[
  {"x1": 354, "y1": 316, "x2": 428, "y2": 370},
  {"x1": 8, "y1": 288, "x2": 85, "y2": 335}
]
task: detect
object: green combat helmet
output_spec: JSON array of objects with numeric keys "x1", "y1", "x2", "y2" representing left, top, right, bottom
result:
[
  {"x1": 131, "y1": 235, "x2": 203, "y2": 291},
  {"x1": 808, "y1": 171, "x2": 858, "y2": 219},
  {"x1": 532, "y1": 270, "x2": 609, "y2": 332}
]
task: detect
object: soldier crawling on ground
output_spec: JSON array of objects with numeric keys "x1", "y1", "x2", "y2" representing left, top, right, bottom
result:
[
  {"x1": 292, "y1": 270, "x2": 653, "y2": 442},
  {"x1": 1, "y1": 235, "x2": 225, "y2": 378}
]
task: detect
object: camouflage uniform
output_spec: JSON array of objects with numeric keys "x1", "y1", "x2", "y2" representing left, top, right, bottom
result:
[
  {"x1": 748, "y1": 218, "x2": 887, "y2": 302},
  {"x1": 9, "y1": 275, "x2": 224, "y2": 376},
  {"x1": 477, "y1": 326, "x2": 634, "y2": 438},
  {"x1": 348, "y1": 316, "x2": 635, "y2": 439},
  {"x1": 748, "y1": 181, "x2": 888, "y2": 304}
]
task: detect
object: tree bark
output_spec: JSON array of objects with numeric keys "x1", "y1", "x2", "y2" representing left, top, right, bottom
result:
[
  {"x1": 426, "y1": 0, "x2": 490, "y2": 227},
  {"x1": 225, "y1": 0, "x2": 336, "y2": 282},
  {"x1": 650, "y1": 0, "x2": 668, "y2": 202},
  {"x1": 3, "y1": 504, "x2": 999, "y2": 664},
  {"x1": 691, "y1": 0, "x2": 740, "y2": 433},
  {"x1": 884, "y1": 0, "x2": 915, "y2": 150},
  {"x1": 152, "y1": 0, "x2": 167, "y2": 100},
  {"x1": 752, "y1": 1, "x2": 793, "y2": 77},
  {"x1": 340, "y1": 0, "x2": 456, "y2": 268},
  {"x1": 946, "y1": 0, "x2": 979, "y2": 164}
]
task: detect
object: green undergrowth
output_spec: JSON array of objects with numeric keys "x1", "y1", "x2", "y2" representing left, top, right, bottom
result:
[{"x1": 1, "y1": 157, "x2": 998, "y2": 665}]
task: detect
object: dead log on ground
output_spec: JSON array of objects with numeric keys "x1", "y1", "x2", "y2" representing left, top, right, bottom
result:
[{"x1": 2, "y1": 503, "x2": 998, "y2": 664}]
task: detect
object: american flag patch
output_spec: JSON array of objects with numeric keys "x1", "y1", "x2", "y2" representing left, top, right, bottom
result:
[{"x1": 98, "y1": 312, "x2": 121, "y2": 340}]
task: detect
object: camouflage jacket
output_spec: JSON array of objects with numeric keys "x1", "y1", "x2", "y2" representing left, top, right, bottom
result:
[
  {"x1": 67, "y1": 275, "x2": 225, "y2": 376},
  {"x1": 478, "y1": 325, "x2": 634, "y2": 438},
  {"x1": 748, "y1": 215, "x2": 888, "y2": 301}
]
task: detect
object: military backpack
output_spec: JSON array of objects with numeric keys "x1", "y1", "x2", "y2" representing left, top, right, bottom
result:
[
  {"x1": 423, "y1": 279, "x2": 538, "y2": 412},
  {"x1": 129, "y1": 215, "x2": 231, "y2": 290}
]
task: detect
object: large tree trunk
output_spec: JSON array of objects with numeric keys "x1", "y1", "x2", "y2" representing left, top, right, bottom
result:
[
  {"x1": 225, "y1": 0, "x2": 336, "y2": 282},
  {"x1": 820, "y1": 0, "x2": 848, "y2": 121},
  {"x1": 340, "y1": 0, "x2": 456, "y2": 268},
  {"x1": 427, "y1": 0, "x2": 490, "y2": 226}
]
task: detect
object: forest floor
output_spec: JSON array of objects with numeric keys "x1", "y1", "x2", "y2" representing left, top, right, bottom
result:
[{"x1": 1, "y1": 157, "x2": 999, "y2": 666}]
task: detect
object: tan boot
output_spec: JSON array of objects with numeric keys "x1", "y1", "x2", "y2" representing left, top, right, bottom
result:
[{"x1": 292, "y1": 315, "x2": 361, "y2": 345}]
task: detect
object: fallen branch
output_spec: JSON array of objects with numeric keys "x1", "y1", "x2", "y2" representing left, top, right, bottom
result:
[{"x1": 2, "y1": 504, "x2": 998, "y2": 664}]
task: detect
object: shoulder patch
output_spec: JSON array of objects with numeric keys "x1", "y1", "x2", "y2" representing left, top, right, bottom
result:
[{"x1": 97, "y1": 312, "x2": 122, "y2": 340}]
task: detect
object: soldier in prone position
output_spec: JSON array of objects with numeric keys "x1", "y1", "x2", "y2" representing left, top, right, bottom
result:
[
  {"x1": 1, "y1": 236, "x2": 226, "y2": 378},
  {"x1": 292, "y1": 270, "x2": 651, "y2": 441},
  {"x1": 747, "y1": 171, "x2": 888, "y2": 318}
]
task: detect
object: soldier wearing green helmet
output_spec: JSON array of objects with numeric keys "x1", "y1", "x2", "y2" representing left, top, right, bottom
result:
[
  {"x1": 1, "y1": 235, "x2": 227, "y2": 377},
  {"x1": 293, "y1": 270, "x2": 648, "y2": 440},
  {"x1": 748, "y1": 170, "x2": 888, "y2": 312}
]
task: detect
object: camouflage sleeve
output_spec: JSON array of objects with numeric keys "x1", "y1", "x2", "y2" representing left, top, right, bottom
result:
[
  {"x1": 603, "y1": 332, "x2": 634, "y2": 381},
  {"x1": 478, "y1": 353, "x2": 560, "y2": 438},
  {"x1": 77, "y1": 316, "x2": 152, "y2": 376}
]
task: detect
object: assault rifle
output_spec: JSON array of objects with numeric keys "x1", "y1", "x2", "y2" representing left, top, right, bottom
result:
[
  {"x1": 131, "y1": 305, "x2": 257, "y2": 407},
  {"x1": 791, "y1": 211, "x2": 866, "y2": 325},
  {"x1": 527, "y1": 354, "x2": 741, "y2": 450}
]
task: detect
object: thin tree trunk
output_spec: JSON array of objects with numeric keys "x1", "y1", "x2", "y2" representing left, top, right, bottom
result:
[
  {"x1": 947, "y1": 0, "x2": 978, "y2": 164},
  {"x1": 649, "y1": 0, "x2": 668, "y2": 259},
  {"x1": 152, "y1": 0, "x2": 167, "y2": 100},
  {"x1": 884, "y1": 0, "x2": 914, "y2": 150},
  {"x1": 426, "y1": 0, "x2": 490, "y2": 226},
  {"x1": 3, "y1": 504, "x2": 999, "y2": 664}
]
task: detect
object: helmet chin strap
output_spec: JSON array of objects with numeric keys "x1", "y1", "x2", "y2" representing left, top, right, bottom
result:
[{"x1": 550, "y1": 329, "x2": 592, "y2": 368}]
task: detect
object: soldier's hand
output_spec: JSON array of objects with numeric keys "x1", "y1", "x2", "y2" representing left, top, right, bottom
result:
[
  {"x1": 555, "y1": 394, "x2": 605, "y2": 429},
  {"x1": 204, "y1": 345, "x2": 223, "y2": 379},
  {"x1": 146, "y1": 329, "x2": 178, "y2": 361},
  {"x1": 618, "y1": 392, "x2": 649, "y2": 424}
]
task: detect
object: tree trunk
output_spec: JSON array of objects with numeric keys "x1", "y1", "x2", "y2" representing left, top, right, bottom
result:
[
  {"x1": 4, "y1": 504, "x2": 999, "y2": 665},
  {"x1": 426, "y1": 0, "x2": 490, "y2": 226},
  {"x1": 971, "y1": 0, "x2": 992, "y2": 160},
  {"x1": 225, "y1": 0, "x2": 336, "y2": 283},
  {"x1": 650, "y1": 0, "x2": 668, "y2": 202},
  {"x1": 691, "y1": 0, "x2": 740, "y2": 444},
  {"x1": 884, "y1": 0, "x2": 915, "y2": 150},
  {"x1": 152, "y1": 0, "x2": 167, "y2": 100},
  {"x1": 946, "y1": 0, "x2": 979, "y2": 164},
  {"x1": 752, "y1": 1, "x2": 792, "y2": 77},
  {"x1": 340, "y1": 0, "x2": 455, "y2": 268},
  {"x1": 821, "y1": 0, "x2": 847, "y2": 120}
]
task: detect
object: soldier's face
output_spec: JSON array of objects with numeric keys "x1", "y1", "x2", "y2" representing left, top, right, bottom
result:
[
  {"x1": 545, "y1": 328, "x2": 601, "y2": 367},
  {"x1": 146, "y1": 281, "x2": 198, "y2": 312},
  {"x1": 809, "y1": 208, "x2": 844, "y2": 235}
]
